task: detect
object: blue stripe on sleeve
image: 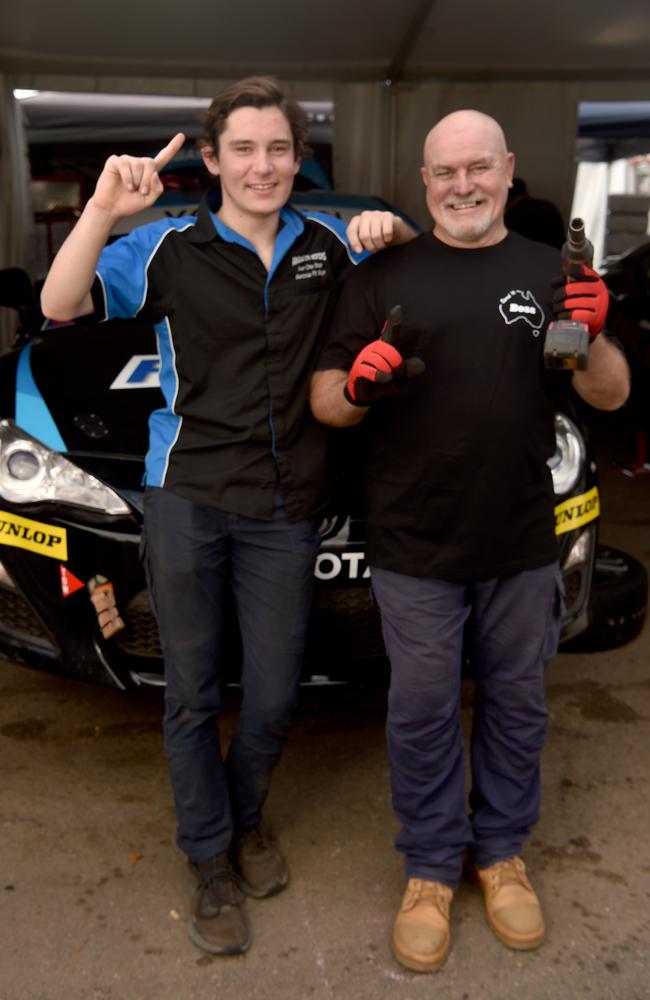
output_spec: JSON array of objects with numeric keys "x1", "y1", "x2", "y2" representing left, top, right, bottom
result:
[{"x1": 97, "y1": 217, "x2": 196, "y2": 320}]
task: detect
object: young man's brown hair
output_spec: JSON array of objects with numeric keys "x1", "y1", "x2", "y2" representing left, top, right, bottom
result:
[{"x1": 200, "y1": 76, "x2": 309, "y2": 158}]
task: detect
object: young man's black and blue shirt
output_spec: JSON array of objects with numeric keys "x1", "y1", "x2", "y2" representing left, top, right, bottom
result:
[{"x1": 92, "y1": 196, "x2": 367, "y2": 521}]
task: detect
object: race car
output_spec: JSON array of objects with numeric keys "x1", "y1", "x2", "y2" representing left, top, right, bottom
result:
[{"x1": 0, "y1": 214, "x2": 645, "y2": 690}]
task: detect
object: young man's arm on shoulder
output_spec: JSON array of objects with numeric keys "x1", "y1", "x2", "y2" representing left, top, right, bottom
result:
[
  {"x1": 345, "y1": 211, "x2": 418, "y2": 255},
  {"x1": 571, "y1": 335, "x2": 630, "y2": 410},
  {"x1": 41, "y1": 133, "x2": 185, "y2": 322}
]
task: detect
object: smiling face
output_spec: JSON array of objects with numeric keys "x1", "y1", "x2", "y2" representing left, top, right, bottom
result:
[
  {"x1": 201, "y1": 105, "x2": 300, "y2": 230},
  {"x1": 420, "y1": 111, "x2": 515, "y2": 249}
]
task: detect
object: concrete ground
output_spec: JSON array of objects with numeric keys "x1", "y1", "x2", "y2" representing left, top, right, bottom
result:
[{"x1": 1, "y1": 426, "x2": 649, "y2": 1000}]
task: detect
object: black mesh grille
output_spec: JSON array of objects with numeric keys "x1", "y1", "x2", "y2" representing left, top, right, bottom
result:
[
  {"x1": 116, "y1": 585, "x2": 387, "y2": 663},
  {"x1": 0, "y1": 587, "x2": 56, "y2": 651},
  {"x1": 116, "y1": 589, "x2": 162, "y2": 658},
  {"x1": 307, "y1": 587, "x2": 385, "y2": 661}
]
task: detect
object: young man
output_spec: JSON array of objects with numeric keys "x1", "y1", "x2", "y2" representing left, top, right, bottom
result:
[
  {"x1": 310, "y1": 110, "x2": 629, "y2": 973},
  {"x1": 40, "y1": 76, "x2": 414, "y2": 957}
]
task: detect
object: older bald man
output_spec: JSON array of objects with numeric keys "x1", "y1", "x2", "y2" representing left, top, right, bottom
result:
[{"x1": 311, "y1": 110, "x2": 629, "y2": 972}]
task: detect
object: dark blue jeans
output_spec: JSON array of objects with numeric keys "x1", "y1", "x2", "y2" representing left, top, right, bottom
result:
[
  {"x1": 142, "y1": 486, "x2": 321, "y2": 864},
  {"x1": 371, "y1": 563, "x2": 563, "y2": 890}
]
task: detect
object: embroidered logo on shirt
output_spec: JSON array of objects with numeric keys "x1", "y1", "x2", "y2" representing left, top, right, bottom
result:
[
  {"x1": 498, "y1": 289, "x2": 545, "y2": 335},
  {"x1": 291, "y1": 251, "x2": 328, "y2": 280}
]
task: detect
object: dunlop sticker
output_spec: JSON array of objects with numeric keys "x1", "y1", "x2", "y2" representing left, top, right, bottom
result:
[
  {"x1": 554, "y1": 486, "x2": 599, "y2": 536},
  {"x1": 0, "y1": 510, "x2": 67, "y2": 560}
]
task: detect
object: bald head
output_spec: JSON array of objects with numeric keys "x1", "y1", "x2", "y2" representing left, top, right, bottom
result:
[
  {"x1": 420, "y1": 109, "x2": 515, "y2": 249},
  {"x1": 423, "y1": 110, "x2": 508, "y2": 163}
]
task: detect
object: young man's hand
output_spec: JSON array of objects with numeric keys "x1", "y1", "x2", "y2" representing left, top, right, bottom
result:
[
  {"x1": 346, "y1": 212, "x2": 418, "y2": 254},
  {"x1": 91, "y1": 133, "x2": 186, "y2": 220}
]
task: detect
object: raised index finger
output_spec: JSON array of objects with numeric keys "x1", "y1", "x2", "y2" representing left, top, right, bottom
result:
[
  {"x1": 153, "y1": 132, "x2": 186, "y2": 171},
  {"x1": 380, "y1": 304, "x2": 402, "y2": 345}
]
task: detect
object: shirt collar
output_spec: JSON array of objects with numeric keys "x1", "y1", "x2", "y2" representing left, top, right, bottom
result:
[{"x1": 186, "y1": 195, "x2": 306, "y2": 263}]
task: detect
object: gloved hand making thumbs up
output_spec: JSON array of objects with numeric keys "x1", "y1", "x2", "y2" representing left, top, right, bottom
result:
[{"x1": 344, "y1": 305, "x2": 426, "y2": 406}]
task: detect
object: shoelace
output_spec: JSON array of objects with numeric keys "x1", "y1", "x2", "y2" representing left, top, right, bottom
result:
[
  {"x1": 485, "y1": 858, "x2": 532, "y2": 897},
  {"x1": 198, "y1": 865, "x2": 244, "y2": 907},
  {"x1": 403, "y1": 879, "x2": 451, "y2": 916}
]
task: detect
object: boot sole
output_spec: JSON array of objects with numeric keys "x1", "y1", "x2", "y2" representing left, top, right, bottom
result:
[
  {"x1": 188, "y1": 920, "x2": 251, "y2": 956},
  {"x1": 238, "y1": 871, "x2": 289, "y2": 899},
  {"x1": 392, "y1": 936, "x2": 449, "y2": 973},
  {"x1": 486, "y1": 913, "x2": 545, "y2": 951}
]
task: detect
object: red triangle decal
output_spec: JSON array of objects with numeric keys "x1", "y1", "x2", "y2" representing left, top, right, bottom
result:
[{"x1": 59, "y1": 565, "x2": 85, "y2": 597}]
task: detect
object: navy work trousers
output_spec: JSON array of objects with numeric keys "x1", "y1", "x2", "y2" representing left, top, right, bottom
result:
[
  {"x1": 142, "y1": 486, "x2": 321, "y2": 864},
  {"x1": 370, "y1": 562, "x2": 562, "y2": 890}
]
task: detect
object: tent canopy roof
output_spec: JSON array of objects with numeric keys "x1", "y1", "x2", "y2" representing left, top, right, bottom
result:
[{"x1": 3, "y1": 0, "x2": 650, "y2": 83}]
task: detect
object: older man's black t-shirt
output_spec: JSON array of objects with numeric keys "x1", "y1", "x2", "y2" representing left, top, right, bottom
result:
[{"x1": 317, "y1": 231, "x2": 564, "y2": 581}]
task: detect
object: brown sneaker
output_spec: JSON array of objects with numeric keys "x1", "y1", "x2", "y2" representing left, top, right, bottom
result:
[
  {"x1": 477, "y1": 856, "x2": 545, "y2": 950},
  {"x1": 392, "y1": 878, "x2": 453, "y2": 973},
  {"x1": 188, "y1": 852, "x2": 250, "y2": 955},
  {"x1": 232, "y1": 825, "x2": 289, "y2": 899}
]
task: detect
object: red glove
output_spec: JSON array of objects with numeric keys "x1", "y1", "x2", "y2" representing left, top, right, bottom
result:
[
  {"x1": 344, "y1": 305, "x2": 425, "y2": 407},
  {"x1": 552, "y1": 263, "x2": 609, "y2": 340}
]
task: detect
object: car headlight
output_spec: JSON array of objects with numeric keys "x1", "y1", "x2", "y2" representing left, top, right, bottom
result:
[
  {"x1": 0, "y1": 421, "x2": 130, "y2": 515},
  {"x1": 547, "y1": 412, "x2": 585, "y2": 496},
  {"x1": 562, "y1": 525, "x2": 594, "y2": 571}
]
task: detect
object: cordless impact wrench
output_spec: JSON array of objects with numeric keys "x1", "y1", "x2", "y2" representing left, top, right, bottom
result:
[{"x1": 543, "y1": 218, "x2": 594, "y2": 371}]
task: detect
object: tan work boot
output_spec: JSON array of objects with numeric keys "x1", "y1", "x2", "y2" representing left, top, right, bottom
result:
[
  {"x1": 392, "y1": 878, "x2": 453, "y2": 973},
  {"x1": 477, "y1": 856, "x2": 545, "y2": 950}
]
